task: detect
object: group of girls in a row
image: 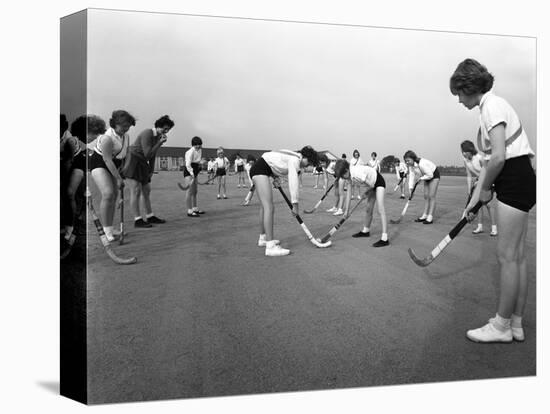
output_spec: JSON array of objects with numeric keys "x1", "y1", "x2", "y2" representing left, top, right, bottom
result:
[
  {"x1": 60, "y1": 110, "x2": 175, "y2": 242},
  {"x1": 251, "y1": 58, "x2": 536, "y2": 345}
]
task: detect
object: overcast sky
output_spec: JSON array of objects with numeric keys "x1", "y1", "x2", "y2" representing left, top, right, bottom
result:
[{"x1": 63, "y1": 9, "x2": 536, "y2": 165}]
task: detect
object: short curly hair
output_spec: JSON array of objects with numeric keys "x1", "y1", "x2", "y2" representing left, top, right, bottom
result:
[
  {"x1": 333, "y1": 159, "x2": 350, "y2": 179},
  {"x1": 460, "y1": 140, "x2": 477, "y2": 155},
  {"x1": 154, "y1": 115, "x2": 175, "y2": 129},
  {"x1": 109, "y1": 110, "x2": 136, "y2": 128},
  {"x1": 450, "y1": 58, "x2": 494, "y2": 96},
  {"x1": 70, "y1": 114, "x2": 106, "y2": 143},
  {"x1": 298, "y1": 145, "x2": 319, "y2": 167}
]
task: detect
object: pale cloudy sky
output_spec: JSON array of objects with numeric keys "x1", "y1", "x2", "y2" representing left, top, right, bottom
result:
[{"x1": 63, "y1": 9, "x2": 536, "y2": 165}]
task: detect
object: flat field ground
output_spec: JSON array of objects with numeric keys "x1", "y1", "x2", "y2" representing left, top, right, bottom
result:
[{"x1": 84, "y1": 170, "x2": 537, "y2": 404}]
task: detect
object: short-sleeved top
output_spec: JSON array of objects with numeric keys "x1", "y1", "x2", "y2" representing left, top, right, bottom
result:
[
  {"x1": 130, "y1": 128, "x2": 162, "y2": 160},
  {"x1": 92, "y1": 127, "x2": 129, "y2": 160},
  {"x1": 351, "y1": 157, "x2": 364, "y2": 167},
  {"x1": 214, "y1": 156, "x2": 229, "y2": 169},
  {"x1": 326, "y1": 160, "x2": 336, "y2": 176},
  {"x1": 478, "y1": 92, "x2": 535, "y2": 160},
  {"x1": 350, "y1": 165, "x2": 379, "y2": 188},
  {"x1": 408, "y1": 158, "x2": 436, "y2": 187},
  {"x1": 395, "y1": 162, "x2": 408, "y2": 178},
  {"x1": 262, "y1": 150, "x2": 303, "y2": 203},
  {"x1": 463, "y1": 153, "x2": 484, "y2": 178},
  {"x1": 235, "y1": 158, "x2": 244, "y2": 167},
  {"x1": 207, "y1": 160, "x2": 215, "y2": 170},
  {"x1": 185, "y1": 147, "x2": 202, "y2": 175},
  {"x1": 367, "y1": 158, "x2": 380, "y2": 172}
]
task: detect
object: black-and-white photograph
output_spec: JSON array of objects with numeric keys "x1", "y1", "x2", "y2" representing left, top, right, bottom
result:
[{"x1": 58, "y1": 7, "x2": 539, "y2": 405}]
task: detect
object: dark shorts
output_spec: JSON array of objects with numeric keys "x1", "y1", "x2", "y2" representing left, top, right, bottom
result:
[
  {"x1": 426, "y1": 167, "x2": 440, "y2": 181},
  {"x1": 71, "y1": 151, "x2": 87, "y2": 172},
  {"x1": 183, "y1": 162, "x2": 200, "y2": 178},
  {"x1": 374, "y1": 171, "x2": 386, "y2": 189},
  {"x1": 215, "y1": 167, "x2": 226, "y2": 177},
  {"x1": 237, "y1": 165, "x2": 244, "y2": 172},
  {"x1": 399, "y1": 171, "x2": 406, "y2": 179},
  {"x1": 89, "y1": 151, "x2": 122, "y2": 172},
  {"x1": 249, "y1": 156, "x2": 274, "y2": 178},
  {"x1": 122, "y1": 152, "x2": 153, "y2": 184},
  {"x1": 494, "y1": 155, "x2": 536, "y2": 212},
  {"x1": 315, "y1": 166, "x2": 323, "y2": 173}
]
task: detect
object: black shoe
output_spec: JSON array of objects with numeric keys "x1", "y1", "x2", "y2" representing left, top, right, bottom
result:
[
  {"x1": 423, "y1": 219, "x2": 433, "y2": 224},
  {"x1": 147, "y1": 215, "x2": 166, "y2": 224},
  {"x1": 414, "y1": 217, "x2": 426, "y2": 222},
  {"x1": 400, "y1": 195, "x2": 405, "y2": 199},
  {"x1": 373, "y1": 239, "x2": 389, "y2": 247},
  {"x1": 187, "y1": 211, "x2": 200, "y2": 217},
  {"x1": 135, "y1": 218, "x2": 153, "y2": 228},
  {"x1": 193, "y1": 210, "x2": 205, "y2": 214},
  {"x1": 352, "y1": 231, "x2": 370, "y2": 238}
]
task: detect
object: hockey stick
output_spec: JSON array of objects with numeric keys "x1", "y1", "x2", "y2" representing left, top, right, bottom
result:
[
  {"x1": 393, "y1": 174, "x2": 407, "y2": 193},
  {"x1": 276, "y1": 186, "x2": 332, "y2": 248},
  {"x1": 242, "y1": 184, "x2": 255, "y2": 206},
  {"x1": 86, "y1": 188, "x2": 137, "y2": 265},
  {"x1": 390, "y1": 180, "x2": 420, "y2": 224},
  {"x1": 408, "y1": 201, "x2": 483, "y2": 267},
  {"x1": 60, "y1": 233, "x2": 76, "y2": 260},
  {"x1": 304, "y1": 182, "x2": 335, "y2": 214},
  {"x1": 119, "y1": 185, "x2": 125, "y2": 245},
  {"x1": 319, "y1": 190, "x2": 368, "y2": 243}
]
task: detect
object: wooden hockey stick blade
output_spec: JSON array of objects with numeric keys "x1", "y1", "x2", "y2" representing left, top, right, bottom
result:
[
  {"x1": 106, "y1": 246, "x2": 137, "y2": 265},
  {"x1": 407, "y1": 201, "x2": 483, "y2": 267}
]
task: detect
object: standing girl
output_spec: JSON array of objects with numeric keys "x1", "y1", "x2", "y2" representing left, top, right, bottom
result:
[
  {"x1": 334, "y1": 159, "x2": 389, "y2": 247},
  {"x1": 367, "y1": 152, "x2": 381, "y2": 172},
  {"x1": 214, "y1": 147, "x2": 230, "y2": 199},
  {"x1": 350, "y1": 149, "x2": 365, "y2": 199},
  {"x1": 250, "y1": 146, "x2": 319, "y2": 256},
  {"x1": 89, "y1": 110, "x2": 135, "y2": 241},
  {"x1": 234, "y1": 153, "x2": 246, "y2": 188},
  {"x1": 403, "y1": 150, "x2": 440, "y2": 224},
  {"x1": 183, "y1": 136, "x2": 205, "y2": 217},
  {"x1": 460, "y1": 140, "x2": 497, "y2": 236},
  {"x1": 451, "y1": 58, "x2": 536, "y2": 343},
  {"x1": 394, "y1": 159, "x2": 408, "y2": 199},
  {"x1": 122, "y1": 115, "x2": 174, "y2": 227}
]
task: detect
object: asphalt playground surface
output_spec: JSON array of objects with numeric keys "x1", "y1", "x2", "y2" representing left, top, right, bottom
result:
[{"x1": 84, "y1": 171, "x2": 537, "y2": 404}]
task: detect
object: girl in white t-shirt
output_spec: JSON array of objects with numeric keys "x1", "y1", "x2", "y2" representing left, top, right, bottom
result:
[
  {"x1": 249, "y1": 146, "x2": 319, "y2": 256},
  {"x1": 451, "y1": 58, "x2": 536, "y2": 343},
  {"x1": 403, "y1": 150, "x2": 440, "y2": 224},
  {"x1": 214, "y1": 148, "x2": 230, "y2": 199},
  {"x1": 89, "y1": 110, "x2": 135, "y2": 241},
  {"x1": 234, "y1": 153, "x2": 246, "y2": 188},
  {"x1": 460, "y1": 140, "x2": 497, "y2": 236},
  {"x1": 350, "y1": 149, "x2": 365, "y2": 200}
]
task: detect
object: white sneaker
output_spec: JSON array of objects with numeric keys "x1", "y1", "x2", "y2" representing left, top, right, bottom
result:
[
  {"x1": 511, "y1": 326, "x2": 525, "y2": 341},
  {"x1": 326, "y1": 207, "x2": 337, "y2": 213},
  {"x1": 333, "y1": 208, "x2": 344, "y2": 216},
  {"x1": 466, "y1": 321, "x2": 512, "y2": 343},
  {"x1": 472, "y1": 224, "x2": 483, "y2": 234},
  {"x1": 265, "y1": 241, "x2": 290, "y2": 256},
  {"x1": 258, "y1": 234, "x2": 267, "y2": 247}
]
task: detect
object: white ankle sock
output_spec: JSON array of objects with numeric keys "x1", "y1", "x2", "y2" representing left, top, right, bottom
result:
[
  {"x1": 381, "y1": 233, "x2": 388, "y2": 241},
  {"x1": 362, "y1": 227, "x2": 370, "y2": 233},
  {"x1": 146, "y1": 213, "x2": 154, "y2": 218},
  {"x1": 135, "y1": 216, "x2": 142, "y2": 221},
  {"x1": 493, "y1": 313, "x2": 511, "y2": 331},
  {"x1": 511, "y1": 314, "x2": 523, "y2": 328}
]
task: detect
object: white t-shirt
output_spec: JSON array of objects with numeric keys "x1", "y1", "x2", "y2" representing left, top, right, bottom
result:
[
  {"x1": 463, "y1": 153, "x2": 484, "y2": 178},
  {"x1": 478, "y1": 91, "x2": 535, "y2": 160},
  {"x1": 92, "y1": 127, "x2": 129, "y2": 160},
  {"x1": 350, "y1": 165, "x2": 379, "y2": 188},
  {"x1": 184, "y1": 147, "x2": 202, "y2": 175},
  {"x1": 262, "y1": 150, "x2": 302, "y2": 203}
]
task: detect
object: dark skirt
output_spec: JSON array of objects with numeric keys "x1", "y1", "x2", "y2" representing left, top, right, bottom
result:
[
  {"x1": 426, "y1": 167, "x2": 440, "y2": 181},
  {"x1": 215, "y1": 167, "x2": 227, "y2": 177},
  {"x1": 237, "y1": 164, "x2": 244, "y2": 172},
  {"x1": 249, "y1": 156, "x2": 274, "y2": 178},
  {"x1": 121, "y1": 152, "x2": 153, "y2": 184},
  {"x1": 494, "y1": 155, "x2": 536, "y2": 212}
]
